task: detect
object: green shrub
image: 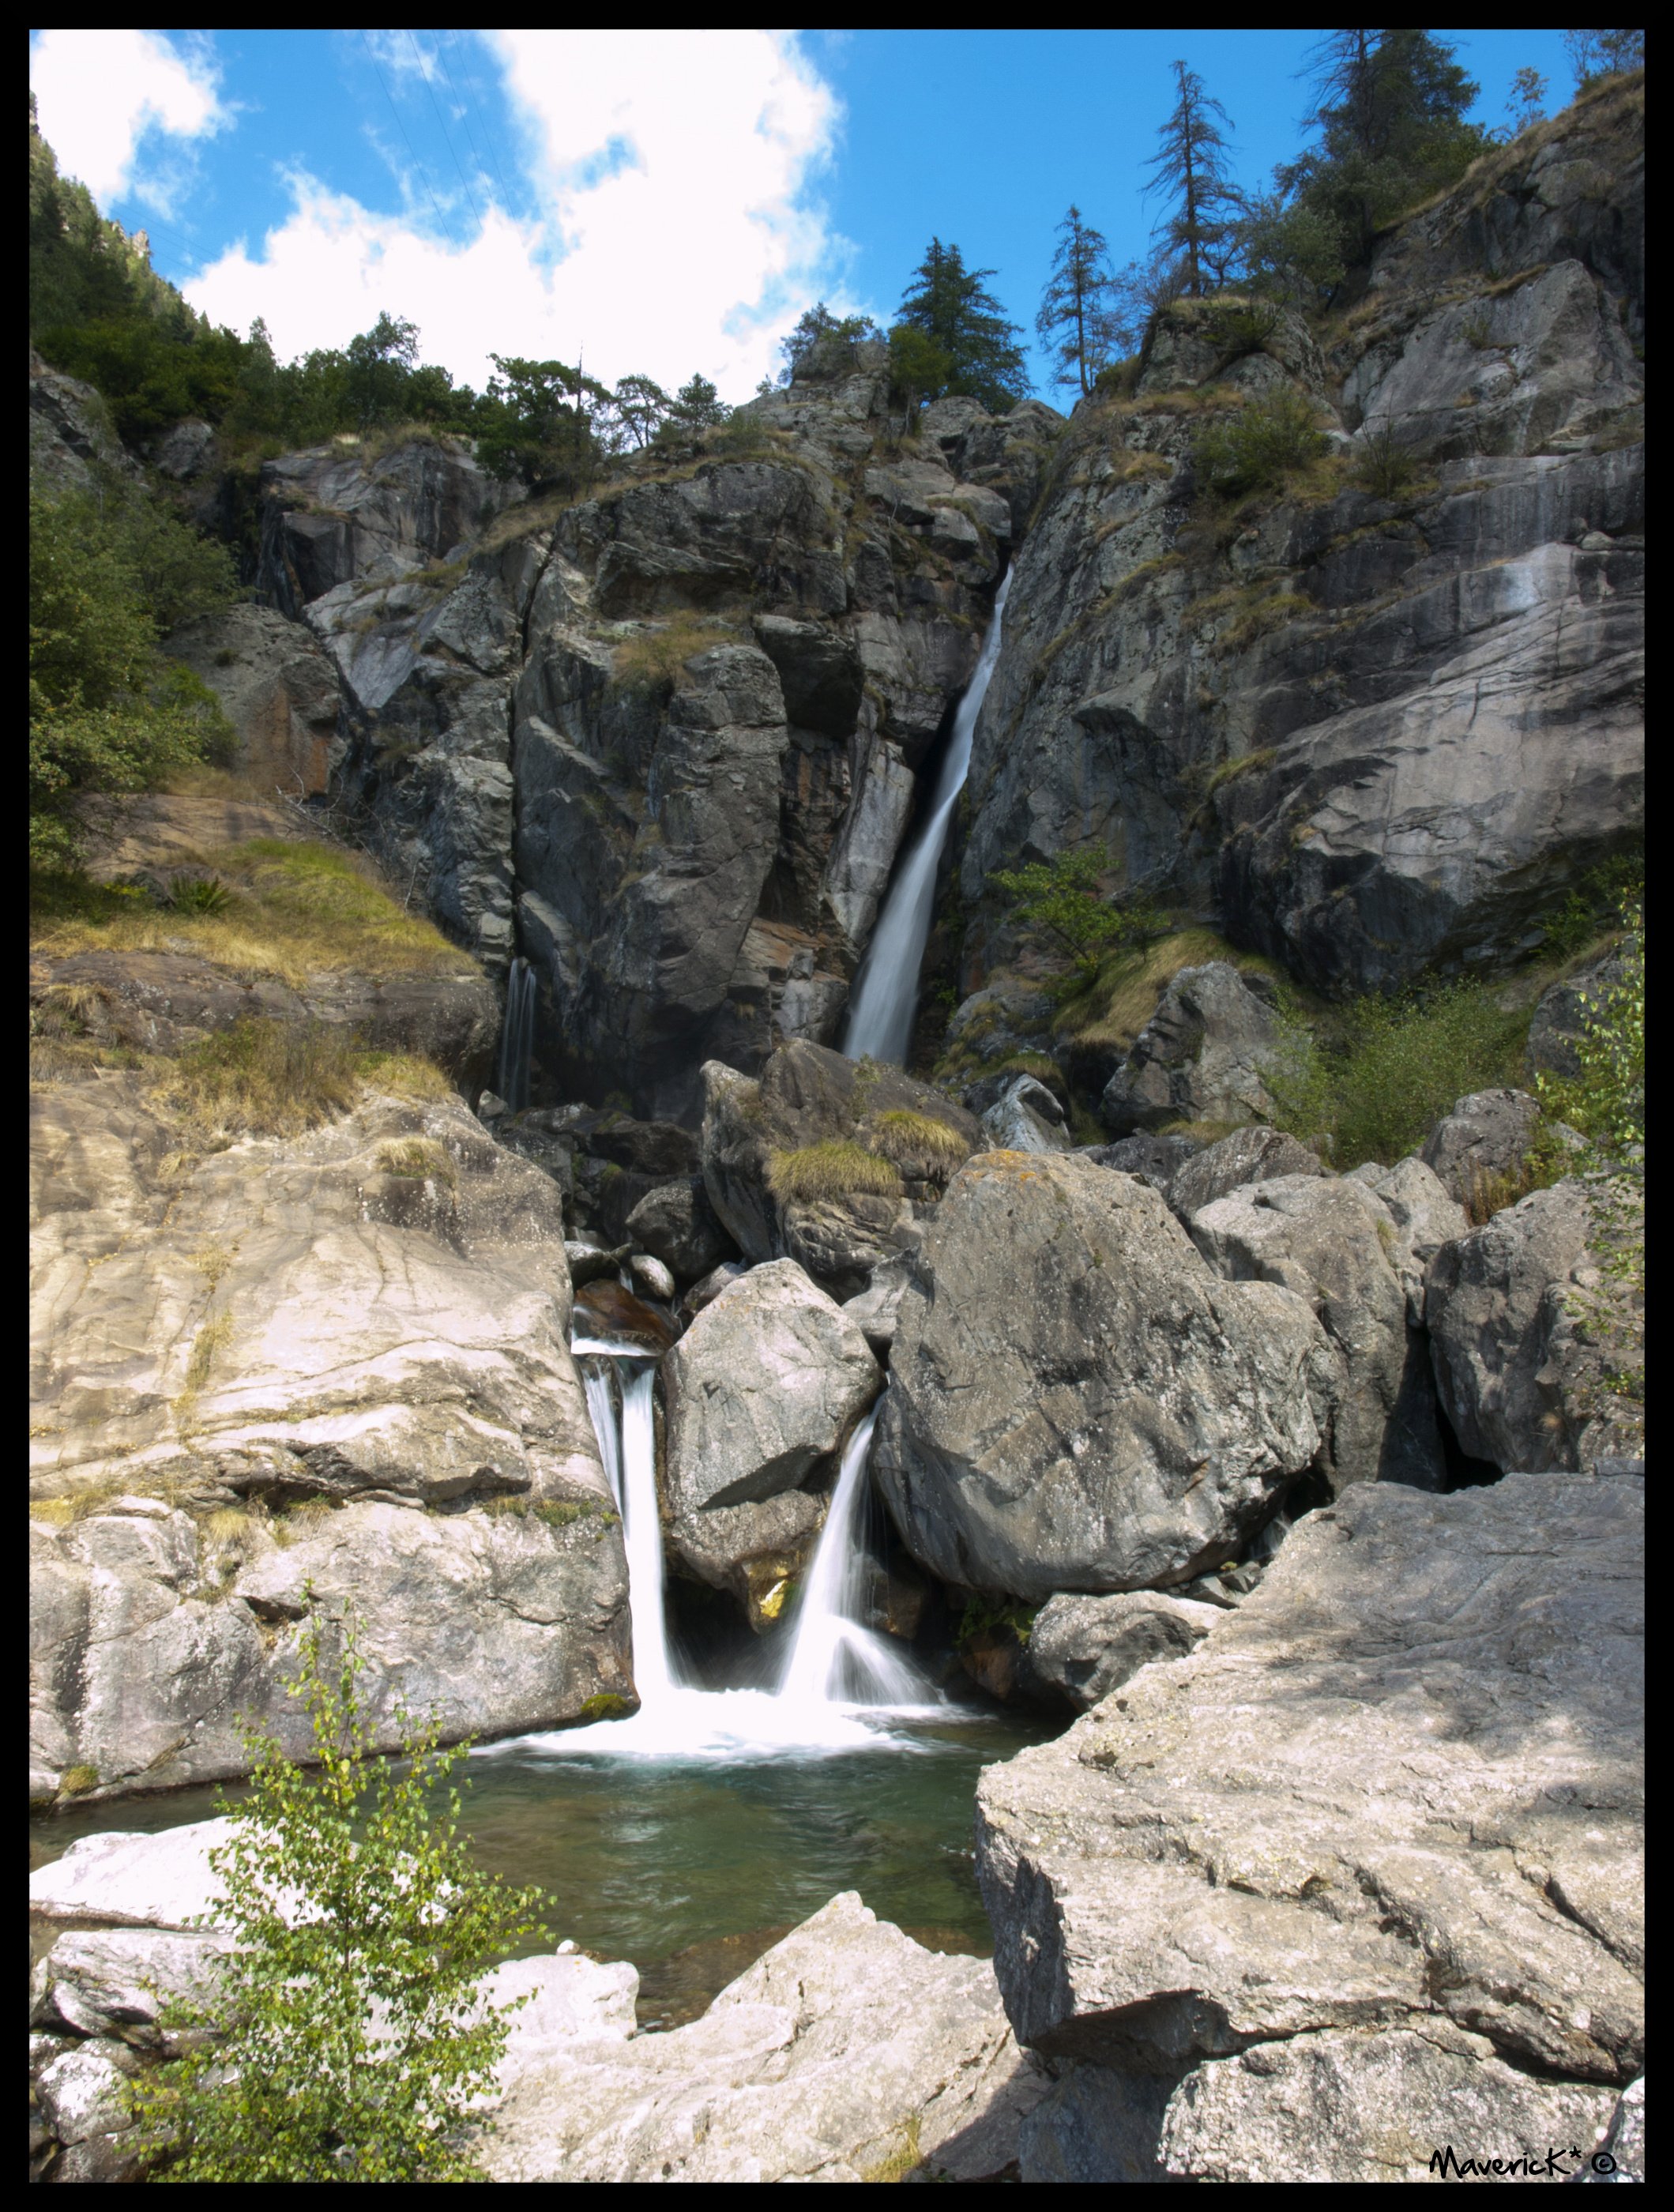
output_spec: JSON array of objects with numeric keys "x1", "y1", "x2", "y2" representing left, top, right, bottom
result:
[
  {"x1": 990, "y1": 849, "x2": 1167, "y2": 986},
  {"x1": 1194, "y1": 387, "x2": 1327, "y2": 498},
  {"x1": 1266, "y1": 979, "x2": 1528, "y2": 1168},
  {"x1": 1351, "y1": 422, "x2": 1423, "y2": 500},
  {"x1": 1540, "y1": 856, "x2": 1643, "y2": 961},
  {"x1": 164, "y1": 875, "x2": 235, "y2": 916},
  {"x1": 135, "y1": 1604, "x2": 547, "y2": 2180},
  {"x1": 766, "y1": 1141, "x2": 903, "y2": 1206}
]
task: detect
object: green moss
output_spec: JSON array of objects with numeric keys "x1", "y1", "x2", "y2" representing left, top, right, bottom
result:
[{"x1": 578, "y1": 1693, "x2": 634, "y2": 1721}]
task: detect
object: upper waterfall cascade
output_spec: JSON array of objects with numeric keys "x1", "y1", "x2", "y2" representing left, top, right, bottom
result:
[
  {"x1": 496, "y1": 955, "x2": 536, "y2": 1112},
  {"x1": 841, "y1": 567, "x2": 1014, "y2": 1066}
]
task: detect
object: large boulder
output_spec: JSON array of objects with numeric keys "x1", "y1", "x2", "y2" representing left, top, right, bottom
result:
[
  {"x1": 873, "y1": 1152, "x2": 1337, "y2": 1597},
  {"x1": 979, "y1": 1073, "x2": 1071, "y2": 1155},
  {"x1": 977, "y1": 1473, "x2": 1643, "y2": 2180},
  {"x1": 1421, "y1": 1086, "x2": 1544, "y2": 1210},
  {"x1": 31, "y1": 1494, "x2": 632, "y2": 1806},
  {"x1": 1167, "y1": 1124, "x2": 1324, "y2": 1219},
  {"x1": 1343, "y1": 1154, "x2": 1469, "y2": 1322},
  {"x1": 1027, "y1": 1591, "x2": 1223, "y2": 1712},
  {"x1": 481, "y1": 1891, "x2": 1051, "y2": 2183},
  {"x1": 1425, "y1": 1177, "x2": 1642, "y2": 1473},
  {"x1": 30, "y1": 1080, "x2": 629, "y2": 1801},
  {"x1": 1100, "y1": 963, "x2": 1282, "y2": 1136},
  {"x1": 1189, "y1": 1173, "x2": 1443, "y2": 1490},
  {"x1": 663, "y1": 1260, "x2": 879, "y2": 1622},
  {"x1": 698, "y1": 1041, "x2": 978, "y2": 1298},
  {"x1": 623, "y1": 1176, "x2": 736, "y2": 1285}
]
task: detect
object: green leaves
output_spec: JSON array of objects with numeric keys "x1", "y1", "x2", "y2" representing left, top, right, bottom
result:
[
  {"x1": 990, "y1": 850, "x2": 1164, "y2": 984},
  {"x1": 893, "y1": 239, "x2": 1029, "y2": 415},
  {"x1": 137, "y1": 1606, "x2": 548, "y2": 2182}
]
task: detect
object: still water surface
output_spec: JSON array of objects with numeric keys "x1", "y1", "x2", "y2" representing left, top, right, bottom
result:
[{"x1": 30, "y1": 1710, "x2": 1054, "y2": 2026}]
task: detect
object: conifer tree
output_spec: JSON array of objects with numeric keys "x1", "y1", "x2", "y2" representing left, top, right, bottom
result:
[
  {"x1": 1036, "y1": 205, "x2": 1118, "y2": 397},
  {"x1": 1143, "y1": 62, "x2": 1243, "y2": 299},
  {"x1": 893, "y1": 239, "x2": 1029, "y2": 412}
]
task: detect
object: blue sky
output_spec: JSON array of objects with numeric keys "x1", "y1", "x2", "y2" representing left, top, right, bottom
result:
[{"x1": 31, "y1": 28, "x2": 1578, "y2": 403}]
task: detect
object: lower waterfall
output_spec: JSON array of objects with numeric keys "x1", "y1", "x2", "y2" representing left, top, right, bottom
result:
[
  {"x1": 495, "y1": 954, "x2": 536, "y2": 1111},
  {"x1": 529, "y1": 1340, "x2": 938, "y2": 1757}
]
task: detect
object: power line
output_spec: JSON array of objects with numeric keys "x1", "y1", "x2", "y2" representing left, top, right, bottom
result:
[
  {"x1": 360, "y1": 28, "x2": 461, "y2": 250},
  {"x1": 408, "y1": 28, "x2": 484, "y2": 231},
  {"x1": 438, "y1": 31, "x2": 520, "y2": 219}
]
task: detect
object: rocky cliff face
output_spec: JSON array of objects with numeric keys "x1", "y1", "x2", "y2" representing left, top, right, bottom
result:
[
  {"x1": 957, "y1": 77, "x2": 1642, "y2": 1011},
  {"x1": 255, "y1": 363, "x2": 1056, "y2": 1119}
]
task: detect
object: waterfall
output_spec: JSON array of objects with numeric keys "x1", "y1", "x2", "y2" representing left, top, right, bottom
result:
[
  {"x1": 841, "y1": 567, "x2": 1014, "y2": 1065},
  {"x1": 496, "y1": 955, "x2": 536, "y2": 1110},
  {"x1": 777, "y1": 1410, "x2": 924, "y2": 1711},
  {"x1": 527, "y1": 1347, "x2": 938, "y2": 1760}
]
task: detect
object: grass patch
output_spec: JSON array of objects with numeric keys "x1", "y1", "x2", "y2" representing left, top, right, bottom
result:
[
  {"x1": 1203, "y1": 747, "x2": 1277, "y2": 797},
  {"x1": 32, "y1": 837, "x2": 476, "y2": 984},
  {"x1": 59, "y1": 1764, "x2": 100, "y2": 1798},
  {"x1": 610, "y1": 613, "x2": 735, "y2": 693},
  {"x1": 375, "y1": 1137, "x2": 457, "y2": 1186},
  {"x1": 152, "y1": 1019, "x2": 363, "y2": 1143},
  {"x1": 1265, "y1": 979, "x2": 1530, "y2": 1168},
  {"x1": 1055, "y1": 928, "x2": 1278, "y2": 1054},
  {"x1": 1195, "y1": 387, "x2": 1329, "y2": 500},
  {"x1": 866, "y1": 1108, "x2": 972, "y2": 1183},
  {"x1": 766, "y1": 1141, "x2": 903, "y2": 1206},
  {"x1": 859, "y1": 2114, "x2": 924, "y2": 2185}
]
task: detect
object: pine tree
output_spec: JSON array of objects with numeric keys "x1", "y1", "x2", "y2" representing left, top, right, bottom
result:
[
  {"x1": 893, "y1": 239, "x2": 1029, "y2": 413},
  {"x1": 1143, "y1": 62, "x2": 1243, "y2": 299},
  {"x1": 1036, "y1": 206, "x2": 1119, "y2": 397},
  {"x1": 670, "y1": 373, "x2": 729, "y2": 430}
]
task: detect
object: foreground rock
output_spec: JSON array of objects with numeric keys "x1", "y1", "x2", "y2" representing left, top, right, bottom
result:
[
  {"x1": 482, "y1": 1893, "x2": 1050, "y2": 2182},
  {"x1": 30, "y1": 1082, "x2": 630, "y2": 1800},
  {"x1": 664, "y1": 1260, "x2": 880, "y2": 1623},
  {"x1": 875, "y1": 1152, "x2": 1337, "y2": 1597},
  {"x1": 1421, "y1": 1086, "x2": 1544, "y2": 1209},
  {"x1": 979, "y1": 1473, "x2": 1642, "y2": 2181},
  {"x1": 1167, "y1": 1124, "x2": 1323, "y2": 1220},
  {"x1": 1426, "y1": 1177, "x2": 1643, "y2": 1473}
]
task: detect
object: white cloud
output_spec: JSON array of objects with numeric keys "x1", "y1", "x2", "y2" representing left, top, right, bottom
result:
[
  {"x1": 29, "y1": 28, "x2": 228, "y2": 216},
  {"x1": 183, "y1": 30, "x2": 860, "y2": 404}
]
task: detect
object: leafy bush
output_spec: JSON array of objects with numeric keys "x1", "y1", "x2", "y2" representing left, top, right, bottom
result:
[
  {"x1": 1351, "y1": 421, "x2": 1423, "y2": 499},
  {"x1": 1194, "y1": 387, "x2": 1327, "y2": 498},
  {"x1": 610, "y1": 615, "x2": 732, "y2": 692},
  {"x1": 1265, "y1": 979, "x2": 1528, "y2": 1168},
  {"x1": 1540, "y1": 855, "x2": 1643, "y2": 962},
  {"x1": 766, "y1": 1141, "x2": 903, "y2": 1206},
  {"x1": 164, "y1": 875, "x2": 235, "y2": 916},
  {"x1": 990, "y1": 848, "x2": 1166, "y2": 985},
  {"x1": 136, "y1": 1606, "x2": 547, "y2": 2181}
]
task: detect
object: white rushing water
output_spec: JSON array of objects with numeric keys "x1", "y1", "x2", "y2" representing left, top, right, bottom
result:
[
  {"x1": 841, "y1": 566, "x2": 1014, "y2": 1066},
  {"x1": 496, "y1": 955, "x2": 536, "y2": 1111},
  {"x1": 498, "y1": 1349, "x2": 939, "y2": 1761}
]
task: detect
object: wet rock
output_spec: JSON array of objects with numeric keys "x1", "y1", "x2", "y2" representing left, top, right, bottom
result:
[
  {"x1": 671, "y1": 1491, "x2": 827, "y2": 1634},
  {"x1": 565, "y1": 1239, "x2": 629, "y2": 1287},
  {"x1": 572, "y1": 1279, "x2": 679, "y2": 1353},
  {"x1": 664, "y1": 1260, "x2": 879, "y2": 1515},
  {"x1": 874, "y1": 1152, "x2": 1337, "y2": 1597},
  {"x1": 1425, "y1": 1177, "x2": 1642, "y2": 1472},
  {"x1": 480, "y1": 1891, "x2": 1051, "y2": 2182},
  {"x1": 1421, "y1": 1087, "x2": 1544, "y2": 1209},
  {"x1": 628, "y1": 1252, "x2": 676, "y2": 1304},
  {"x1": 1190, "y1": 1172, "x2": 1444, "y2": 1491},
  {"x1": 976, "y1": 1473, "x2": 1642, "y2": 2170},
  {"x1": 626, "y1": 1175, "x2": 738, "y2": 1285},
  {"x1": 1028, "y1": 1591, "x2": 1224, "y2": 1712},
  {"x1": 1099, "y1": 964, "x2": 1282, "y2": 1136},
  {"x1": 1168, "y1": 1125, "x2": 1326, "y2": 1219}
]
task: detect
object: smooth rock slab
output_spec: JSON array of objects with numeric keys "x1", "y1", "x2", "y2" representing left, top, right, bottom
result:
[
  {"x1": 875, "y1": 1152, "x2": 1337, "y2": 1597},
  {"x1": 977, "y1": 1474, "x2": 1643, "y2": 2173},
  {"x1": 481, "y1": 1892, "x2": 1051, "y2": 2182}
]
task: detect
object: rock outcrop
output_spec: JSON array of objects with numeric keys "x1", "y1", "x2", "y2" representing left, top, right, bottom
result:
[
  {"x1": 978, "y1": 1471, "x2": 1643, "y2": 2181},
  {"x1": 1026, "y1": 1590, "x2": 1223, "y2": 1712},
  {"x1": 1421, "y1": 1085, "x2": 1544, "y2": 1208},
  {"x1": 164, "y1": 604, "x2": 344, "y2": 797},
  {"x1": 1099, "y1": 962, "x2": 1282, "y2": 1134},
  {"x1": 30, "y1": 1080, "x2": 629, "y2": 1801},
  {"x1": 874, "y1": 1151, "x2": 1337, "y2": 1597},
  {"x1": 1425, "y1": 1176, "x2": 1642, "y2": 1472}
]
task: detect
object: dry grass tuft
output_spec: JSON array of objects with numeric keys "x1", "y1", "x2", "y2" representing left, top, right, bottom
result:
[
  {"x1": 865, "y1": 1108, "x2": 972, "y2": 1183},
  {"x1": 375, "y1": 1137, "x2": 457, "y2": 1185},
  {"x1": 767, "y1": 1141, "x2": 904, "y2": 1206},
  {"x1": 610, "y1": 613, "x2": 735, "y2": 693},
  {"x1": 152, "y1": 1019, "x2": 363, "y2": 1144}
]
